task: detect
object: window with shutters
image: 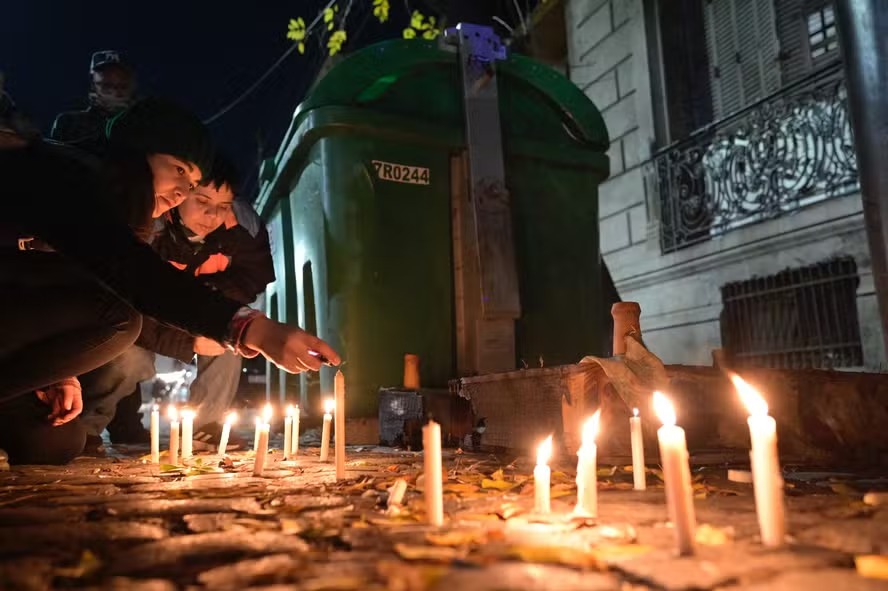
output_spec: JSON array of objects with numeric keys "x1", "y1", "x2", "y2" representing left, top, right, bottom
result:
[{"x1": 703, "y1": 0, "x2": 782, "y2": 119}]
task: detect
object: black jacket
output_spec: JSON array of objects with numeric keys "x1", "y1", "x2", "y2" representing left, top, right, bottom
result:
[
  {"x1": 0, "y1": 141, "x2": 242, "y2": 344},
  {"x1": 136, "y1": 202, "x2": 275, "y2": 361}
]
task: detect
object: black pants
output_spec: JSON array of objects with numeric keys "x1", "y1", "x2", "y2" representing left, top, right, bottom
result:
[{"x1": 0, "y1": 251, "x2": 142, "y2": 464}]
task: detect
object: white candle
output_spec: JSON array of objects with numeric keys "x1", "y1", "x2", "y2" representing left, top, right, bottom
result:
[
  {"x1": 320, "y1": 398, "x2": 333, "y2": 462},
  {"x1": 284, "y1": 405, "x2": 294, "y2": 461},
  {"x1": 731, "y1": 374, "x2": 786, "y2": 548},
  {"x1": 150, "y1": 403, "x2": 160, "y2": 464},
  {"x1": 631, "y1": 407, "x2": 647, "y2": 491},
  {"x1": 534, "y1": 435, "x2": 553, "y2": 514},
  {"x1": 653, "y1": 392, "x2": 696, "y2": 556},
  {"x1": 574, "y1": 411, "x2": 600, "y2": 517},
  {"x1": 291, "y1": 405, "x2": 300, "y2": 457},
  {"x1": 334, "y1": 370, "x2": 346, "y2": 480},
  {"x1": 253, "y1": 415, "x2": 261, "y2": 451},
  {"x1": 218, "y1": 411, "x2": 237, "y2": 456},
  {"x1": 168, "y1": 405, "x2": 179, "y2": 466},
  {"x1": 423, "y1": 420, "x2": 444, "y2": 526},
  {"x1": 180, "y1": 408, "x2": 195, "y2": 460},
  {"x1": 253, "y1": 422, "x2": 270, "y2": 476}
]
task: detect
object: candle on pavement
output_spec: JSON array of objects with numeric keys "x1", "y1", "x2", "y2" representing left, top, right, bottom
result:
[
  {"x1": 423, "y1": 420, "x2": 444, "y2": 526},
  {"x1": 334, "y1": 370, "x2": 346, "y2": 480},
  {"x1": 168, "y1": 405, "x2": 180, "y2": 466},
  {"x1": 284, "y1": 405, "x2": 294, "y2": 461},
  {"x1": 534, "y1": 435, "x2": 553, "y2": 514},
  {"x1": 730, "y1": 374, "x2": 786, "y2": 548},
  {"x1": 180, "y1": 408, "x2": 195, "y2": 460},
  {"x1": 631, "y1": 407, "x2": 647, "y2": 490},
  {"x1": 653, "y1": 392, "x2": 696, "y2": 556},
  {"x1": 253, "y1": 421, "x2": 270, "y2": 476},
  {"x1": 574, "y1": 410, "x2": 601, "y2": 517},
  {"x1": 218, "y1": 411, "x2": 237, "y2": 456},
  {"x1": 291, "y1": 405, "x2": 300, "y2": 457},
  {"x1": 150, "y1": 403, "x2": 160, "y2": 464},
  {"x1": 320, "y1": 398, "x2": 333, "y2": 462}
]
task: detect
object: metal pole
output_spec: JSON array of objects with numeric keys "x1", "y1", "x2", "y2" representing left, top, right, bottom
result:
[{"x1": 835, "y1": 0, "x2": 888, "y2": 356}]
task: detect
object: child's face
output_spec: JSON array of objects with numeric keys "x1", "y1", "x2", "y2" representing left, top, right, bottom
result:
[
  {"x1": 147, "y1": 154, "x2": 203, "y2": 218},
  {"x1": 178, "y1": 182, "x2": 234, "y2": 239}
]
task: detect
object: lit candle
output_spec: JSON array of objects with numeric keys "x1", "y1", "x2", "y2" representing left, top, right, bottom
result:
[
  {"x1": 730, "y1": 374, "x2": 786, "y2": 548},
  {"x1": 291, "y1": 405, "x2": 300, "y2": 457},
  {"x1": 253, "y1": 421, "x2": 270, "y2": 476},
  {"x1": 630, "y1": 407, "x2": 647, "y2": 490},
  {"x1": 284, "y1": 405, "x2": 294, "y2": 461},
  {"x1": 253, "y1": 415, "x2": 261, "y2": 451},
  {"x1": 334, "y1": 370, "x2": 346, "y2": 480},
  {"x1": 423, "y1": 420, "x2": 444, "y2": 526},
  {"x1": 180, "y1": 408, "x2": 195, "y2": 460},
  {"x1": 218, "y1": 411, "x2": 237, "y2": 456},
  {"x1": 534, "y1": 435, "x2": 553, "y2": 514},
  {"x1": 168, "y1": 405, "x2": 179, "y2": 466},
  {"x1": 320, "y1": 398, "x2": 334, "y2": 462},
  {"x1": 150, "y1": 403, "x2": 160, "y2": 464},
  {"x1": 574, "y1": 411, "x2": 600, "y2": 517},
  {"x1": 653, "y1": 392, "x2": 696, "y2": 556}
]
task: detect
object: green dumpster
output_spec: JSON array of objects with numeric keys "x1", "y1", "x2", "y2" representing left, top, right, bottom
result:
[{"x1": 256, "y1": 38, "x2": 610, "y2": 418}]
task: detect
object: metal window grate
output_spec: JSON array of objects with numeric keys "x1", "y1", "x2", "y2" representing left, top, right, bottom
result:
[{"x1": 720, "y1": 257, "x2": 863, "y2": 369}]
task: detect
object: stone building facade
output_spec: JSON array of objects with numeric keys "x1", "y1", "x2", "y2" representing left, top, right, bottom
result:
[{"x1": 542, "y1": 0, "x2": 885, "y2": 370}]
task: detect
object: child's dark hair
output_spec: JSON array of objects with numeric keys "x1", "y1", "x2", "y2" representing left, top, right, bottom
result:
[{"x1": 201, "y1": 153, "x2": 239, "y2": 193}]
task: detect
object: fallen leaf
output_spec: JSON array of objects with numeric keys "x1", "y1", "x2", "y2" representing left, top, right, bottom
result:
[
  {"x1": 491, "y1": 468, "x2": 505, "y2": 481},
  {"x1": 597, "y1": 466, "x2": 617, "y2": 477},
  {"x1": 445, "y1": 482, "x2": 480, "y2": 494},
  {"x1": 386, "y1": 465, "x2": 400, "y2": 472},
  {"x1": 482, "y1": 479, "x2": 515, "y2": 491},
  {"x1": 856, "y1": 555, "x2": 888, "y2": 580},
  {"x1": 695, "y1": 523, "x2": 733, "y2": 546},
  {"x1": 551, "y1": 484, "x2": 575, "y2": 499},
  {"x1": 54, "y1": 550, "x2": 102, "y2": 579},
  {"x1": 394, "y1": 543, "x2": 468, "y2": 562},
  {"x1": 590, "y1": 544, "x2": 653, "y2": 562},
  {"x1": 508, "y1": 545, "x2": 602, "y2": 569},
  {"x1": 425, "y1": 529, "x2": 490, "y2": 547}
]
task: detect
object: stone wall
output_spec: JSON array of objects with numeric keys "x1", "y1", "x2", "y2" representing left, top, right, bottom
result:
[{"x1": 563, "y1": 0, "x2": 887, "y2": 370}]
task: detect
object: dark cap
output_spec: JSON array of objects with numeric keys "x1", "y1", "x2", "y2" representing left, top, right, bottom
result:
[{"x1": 106, "y1": 98, "x2": 215, "y2": 177}]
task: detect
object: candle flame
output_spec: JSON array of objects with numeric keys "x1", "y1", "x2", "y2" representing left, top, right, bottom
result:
[
  {"x1": 324, "y1": 398, "x2": 335, "y2": 414},
  {"x1": 168, "y1": 405, "x2": 178, "y2": 421},
  {"x1": 632, "y1": 407, "x2": 639, "y2": 417},
  {"x1": 153, "y1": 403, "x2": 159, "y2": 412},
  {"x1": 536, "y1": 435, "x2": 553, "y2": 466},
  {"x1": 652, "y1": 391, "x2": 676, "y2": 426},
  {"x1": 582, "y1": 410, "x2": 601, "y2": 445},
  {"x1": 254, "y1": 415, "x2": 261, "y2": 426},
  {"x1": 729, "y1": 373, "x2": 769, "y2": 417},
  {"x1": 181, "y1": 408, "x2": 195, "y2": 421},
  {"x1": 262, "y1": 403, "x2": 273, "y2": 423},
  {"x1": 225, "y1": 411, "x2": 237, "y2": 425},
  {"x1": 285, "y1": 404, "x2": 295, "y2": 417}
]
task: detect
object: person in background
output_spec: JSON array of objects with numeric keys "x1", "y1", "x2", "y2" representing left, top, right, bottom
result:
[
  {"x1": 81, "y1": 155, "x2": 275, "y2": 450},
  {"x1": 51, "y1": 50, "x2": 137, "y2": 155}
]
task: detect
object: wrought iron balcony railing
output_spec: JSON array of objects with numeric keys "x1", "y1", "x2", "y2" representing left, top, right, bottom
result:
[{"x1": 654, "y1": 61, "x2": 858, "y2": 253}]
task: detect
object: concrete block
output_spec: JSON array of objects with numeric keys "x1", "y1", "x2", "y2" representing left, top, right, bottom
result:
[
  {"x1": 565, "y1": 0, "x2": 610, "y2": 30},
  {"x1": 571, "y1": 29, "x2": 633, "y2": 80},
  {"x1": 616, "y1": 54, "x2": 635, "y2": 97},
  {"x1": 612, "y1": 0, "x2": 640, "y2": 28},
  {"x1": 628, "y1": 203, "x2": 647, "y2": 244},
  {"x1": 607, "y1": 137, "x2": 624, "y2": 177},
  {"x1": 601, "y1": 93, "x2": 638, "y2": 139},
  {"x1": 600, "y1": 212, "x2": 631, "y2": 253},
  {"x1": 569, "y1": 2, "x2": 612, "y2": 58},
  {"x1": 581, "y1": 70, "x2": 618, "y2": 110},
  {"x1": 598, "y1": 165, "x2": 645, "y2": 218},
  {"x1": 621, "y1": 127, "x2": 649, "y2": 170}
]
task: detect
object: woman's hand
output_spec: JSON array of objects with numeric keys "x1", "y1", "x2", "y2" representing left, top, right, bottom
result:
[
  {"x1": 35, "y1": 377, "x2": 83, "y2": 426},
  {"x1": 242, "y1": 316, "x2": 341, "y2": 373}
]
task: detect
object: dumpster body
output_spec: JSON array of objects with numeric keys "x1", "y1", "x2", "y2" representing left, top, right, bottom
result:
[{"x1": 257, "y1": 39, "x2": 610, "y2": 417}]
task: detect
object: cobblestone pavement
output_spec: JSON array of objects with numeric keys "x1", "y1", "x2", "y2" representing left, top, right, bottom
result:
[{"x1": 0, "y1": 438, "x2": 887, "y2": 590}]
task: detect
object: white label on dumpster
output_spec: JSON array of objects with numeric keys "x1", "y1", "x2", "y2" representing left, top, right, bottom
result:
[{"x1": 372, "y1": 160, "x2": 430, "y2": 185}]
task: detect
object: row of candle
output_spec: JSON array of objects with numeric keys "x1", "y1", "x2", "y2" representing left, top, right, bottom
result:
[
  {"x1": 149, "y1": 370, "x2": 348, "y2": 479},
  {"x1": 420, "y1": 373, "x2": 784, "y2": 555}
]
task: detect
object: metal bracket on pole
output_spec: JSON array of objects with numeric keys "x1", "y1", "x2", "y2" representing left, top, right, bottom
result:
[{"x1": 445, "y1": 23, "x2": 521, "y2": 320}]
